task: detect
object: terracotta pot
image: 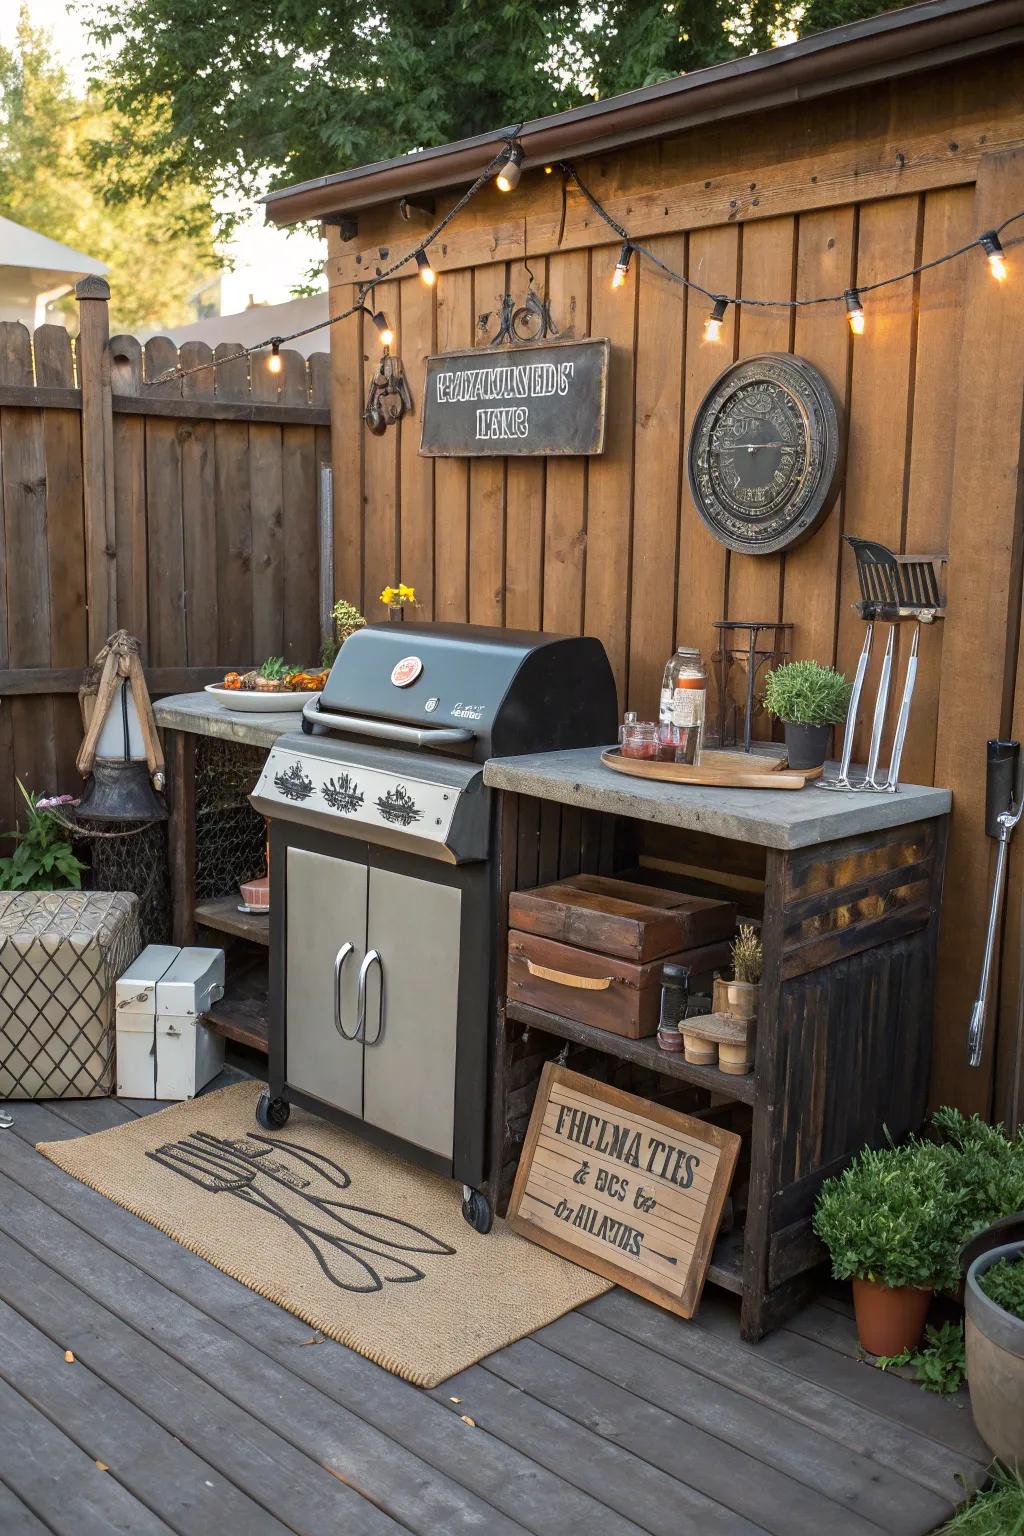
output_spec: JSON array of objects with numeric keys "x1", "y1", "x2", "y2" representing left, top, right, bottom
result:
[
  {"x1": 965, "y1": 1241, "x2": 1024, "y2": 1464},
  {"x1": 851, "y1": 1277, "x2": 932, "y2": 1356},
  {"x1": 783, "y1": 720, "x2": 833, "y2": 770}
]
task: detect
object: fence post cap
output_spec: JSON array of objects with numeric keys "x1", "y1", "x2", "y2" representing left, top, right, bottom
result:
[{"x1": 76, "y1": 275, "x2": 111, "y2": 301}]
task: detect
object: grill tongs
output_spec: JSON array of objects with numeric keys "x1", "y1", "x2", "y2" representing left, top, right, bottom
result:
[{"x1": 968, "y1": 740, "x2": 1023, "y2": 1068}]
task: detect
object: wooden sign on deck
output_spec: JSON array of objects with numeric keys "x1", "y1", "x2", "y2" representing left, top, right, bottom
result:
[
  {"x1": 419, "y1": 337, "x2": 609, "y2": 457},
  {"x1": 508, "y1": 1064, "x2": 740, "y2": 1318}
]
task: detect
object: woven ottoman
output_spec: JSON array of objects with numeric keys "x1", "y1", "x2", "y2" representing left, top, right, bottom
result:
[{"x1": 0, "y1": 891, "x2": 141, "y2": 1099}]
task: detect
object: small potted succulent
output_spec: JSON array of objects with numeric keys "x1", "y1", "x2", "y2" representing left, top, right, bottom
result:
[
  {"x1": 763, "y1": 660, "x2": 852, "y2": 770},
  {"x1": 965, "y1": 1241, "x2": 1024, "y2": 1464},
  {"x1": 813, "y1": 1141, "x2": 960, "y2": 1357},
  {"x1": 727, "y1": 922, "x2": 761, "y2": 1022}
]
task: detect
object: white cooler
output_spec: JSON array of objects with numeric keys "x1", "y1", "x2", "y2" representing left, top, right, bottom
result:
[{"x1": 116, "y1": 945, "x2": 225, "y2": 1100}]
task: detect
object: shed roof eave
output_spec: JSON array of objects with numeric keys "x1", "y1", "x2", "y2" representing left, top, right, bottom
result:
[{"x1": 261, "y1": 0, "x2": 1023, "y2": 227}]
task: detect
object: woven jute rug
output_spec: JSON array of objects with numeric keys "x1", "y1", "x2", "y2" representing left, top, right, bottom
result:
[{"x1": 37, "y1": 1079, "x2": 608, "y2": 1386}]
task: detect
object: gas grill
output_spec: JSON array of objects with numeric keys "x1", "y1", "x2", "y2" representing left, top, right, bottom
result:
[{"x1": 250, "y1": 622, "x2": 617, "y2": 1231}]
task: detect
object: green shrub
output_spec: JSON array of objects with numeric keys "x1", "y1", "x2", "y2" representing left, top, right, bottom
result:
[
  {"x1": 929, "y1": 1108, "x2": 1024, "y2": 1244},
  {"x1": 979, "y1": 1256, "x2": 1024, "y2": 1322},
  {"x1": 763, "y1": 660, "x2": 852, "y2": 725},
  {"x1": 813, "y1": 1141, "x2": 962, "y2": 1291},
  {"x1": 877, "y1": 1320, "x2": 966, "y2": 1394},
  {"x1": 937, "y1": 1464, "x2": 1024, "y2": 1535},
  {"x1": 0, "y1": 783, "x2": 86, "y2": 892}
]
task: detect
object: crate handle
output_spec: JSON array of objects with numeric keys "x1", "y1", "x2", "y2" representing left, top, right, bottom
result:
[{"x1": 525, "y1": 959, "x2": 612, "y2": 991}]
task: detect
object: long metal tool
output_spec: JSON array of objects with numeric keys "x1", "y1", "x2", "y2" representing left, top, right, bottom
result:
[
  {"x1": 968, "y1": 740, "x2": 1023, "y2": 1067},
  {"x1": 854, "y1": 624, "x2": 895, "y2": 792},
  {"x1": 817, "y1": 626, "x2": 872, "y2": 791},
  {"x1": 883, "y1": 624, "x2": 920, "y2": 792}
]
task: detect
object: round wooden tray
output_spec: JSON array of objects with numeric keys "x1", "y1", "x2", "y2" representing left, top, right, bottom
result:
[{"x1": 601, "y1": 746, "x2": 822, "y2": 790}]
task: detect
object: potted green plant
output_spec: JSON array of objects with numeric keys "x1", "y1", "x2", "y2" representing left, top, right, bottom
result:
[
  {"x1": 813, "y1": 1141, "x2": 960, "y2": 1356},
  {"x1": 726, "y1": 923, "x2": 761, "y2": 1021},
  {"x1": 321, "y1": 598, "x2": 366, "y2": 667},
  {"x1": 763, "y1": 660, "x2": 852, "y2": 770},
  {"x1": 965, "y1": 1241, "x2": 1024, "y2": 1464}
]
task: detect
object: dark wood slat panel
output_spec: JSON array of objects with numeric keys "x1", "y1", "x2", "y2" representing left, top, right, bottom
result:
[
  {"x1": 180, "y1": 342, "x2": 220, "y2": 667},
  {"x1": 0, "y1": 666, "x2": 251, "y2": 696},
  {"x1": 0, "y1": 385, "x2": 330, "y2": 425}
]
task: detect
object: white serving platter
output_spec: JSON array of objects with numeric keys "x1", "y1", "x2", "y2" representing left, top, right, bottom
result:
[{"x1": 204, "y1": 684, "x2": 311, "y2": 713}]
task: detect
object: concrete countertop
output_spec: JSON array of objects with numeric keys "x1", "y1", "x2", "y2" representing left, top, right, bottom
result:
[
  {"x1": 483, "y1": 746, "x2": 952, "y2": 850},
  {"x1": 154, "y1": 691, "x2": 302, "y2": 750}
]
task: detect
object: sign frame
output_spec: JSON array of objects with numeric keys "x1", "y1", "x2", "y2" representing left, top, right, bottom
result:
[
  {"x1": 419, "y1": 335, "x2": 610, "y2": 458},
  {"x1": 507, "y1": 1063, "x2": 740, "y2": 1319}
]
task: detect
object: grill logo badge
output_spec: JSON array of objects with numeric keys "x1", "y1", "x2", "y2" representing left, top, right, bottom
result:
[
  {"x1": 376, "y1": 785, "x2": 424, "y2": 826},
  {"x1": 274, "y1": 762, "x2": 314, "y2": 801},
  {"x1": 390, "y1": 656, "x2": 423, "y2": 688},
  {"x1": 452, "y1": 702, "x2": 484, "y2": 720}
]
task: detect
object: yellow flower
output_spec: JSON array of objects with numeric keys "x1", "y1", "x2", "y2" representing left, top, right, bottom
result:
[
  {"x1": 380, "y1": 583, "x2": 416, "y2": 606},
  {"x1": 398, "y1": 583, "x2": 416, "y2": 601},
  {"x1": 379, "y1": 586, "x2": 398, "y2": 605}
]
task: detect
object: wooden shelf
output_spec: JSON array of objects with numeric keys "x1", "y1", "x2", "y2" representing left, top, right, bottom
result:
[
  {"x1": 707, "y1": 1225, "x2": 745, "y2": 1295},
  {"x1": 203, "y1": 951, "x2": 269, "y2": 1054},
  {"x1": 194, "y1": 895, "x2": 270, "y2": 946},
  {"x1": 504, "y1": 1000, "x2": 755, "y2": 1105}
]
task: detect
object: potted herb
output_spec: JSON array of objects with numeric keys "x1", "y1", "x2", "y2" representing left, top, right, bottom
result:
[
  {"x1": 726, "y1": 923, "x2": 761, "y2": 1021},
  {"x1": 965, "y1": 1240, "x2": 1024, "y2": 1464},
  {"x1": 763, "y1": 660, "x2": 852, "y2": 770},
  {"x1": 0, "y1": 783, "x2": 86, "y2": 891},
  {"x1": 813, "y1": 1141, "x2": 960, "y2": 1356}
]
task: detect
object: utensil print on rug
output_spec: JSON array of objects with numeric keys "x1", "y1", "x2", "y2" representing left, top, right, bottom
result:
[{"x1": 147, "y1": 1132, "x2": 455, "y2": 1293}]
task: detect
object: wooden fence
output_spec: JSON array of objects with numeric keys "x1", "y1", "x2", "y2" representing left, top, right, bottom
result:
[{"x1": 0, "y1": 279, "x2": 330, "y2": 833}]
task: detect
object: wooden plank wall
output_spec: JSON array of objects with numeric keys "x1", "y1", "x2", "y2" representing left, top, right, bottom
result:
[
  {"x1": 326, "y1": 51, "x2": 1024, "y2": 1123},
  {"x1": 0, "y1": 319, "x2": 330, "y2": 834}
]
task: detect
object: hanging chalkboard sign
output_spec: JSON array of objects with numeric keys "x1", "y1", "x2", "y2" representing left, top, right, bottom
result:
[
  {"x1": 419, "y1": 337, "x2": 610, "y2": 457},
  {"x1": 508, "y1": 1063, "x2": 740, "y2": 1318}
]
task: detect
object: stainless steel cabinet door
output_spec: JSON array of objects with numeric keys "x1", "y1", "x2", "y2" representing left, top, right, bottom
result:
[
  {"x1": 285, "y1": 846, "x2": 366, "y2": 1117},
  {"x1": 361, "y1": 866, "x2": 461, "y2": 1160}
]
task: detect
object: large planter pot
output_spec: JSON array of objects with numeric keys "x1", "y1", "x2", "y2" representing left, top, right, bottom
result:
[
  {"x1": 851, "y1": 1277, "x2": 932, "y2": 1356},
  {"x1": 965, "y1": 1240, "x2": 1024, "y2": 1464},
  {"x1": 783, "y1": 720, "x2": 833, "y2": 770}
]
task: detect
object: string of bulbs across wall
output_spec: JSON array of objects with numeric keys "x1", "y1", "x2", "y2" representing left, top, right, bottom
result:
[{"x1": 150, "y1": 131, "x2": 1022, "y2": 386}]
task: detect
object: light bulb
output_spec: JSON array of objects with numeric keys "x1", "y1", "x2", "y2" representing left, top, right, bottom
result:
[
  {"x1": 371, "y1": 311, "x2": 394, "y2": 348},
  {"x1": 704, "y1": 297, "x2": 728, "y2": 342},
  {"x1": 612, "y1": 242, "x2": 632, "y2": 290},
  {"x1": 267, "y1": 341, "x2": 283, "y2": 374},
  {"x1": 844, "y1": 288, "x2": 865, "y2": 335},
  {"x1": 496, "y1": 143, "x2": 523, "y2": 193},
  {"x1": 981, "y1": 231, "x2": 1008, "y2": 282},
  {"x1": 415, "y1": 248, "x2": 435, "y2": 286}
]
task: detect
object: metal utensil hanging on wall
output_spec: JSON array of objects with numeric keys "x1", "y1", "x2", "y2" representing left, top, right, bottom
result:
[
  {"x1": 968, "y1": 739, "x2": 1023, "y2": 1069},
  {"x1": 818, "y1": 538, "x2": 947, "y2": 794}
]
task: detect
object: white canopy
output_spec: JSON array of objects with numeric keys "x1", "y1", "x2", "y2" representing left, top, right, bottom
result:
[{"x1": 0, "y1": 214, "x2": 107, "y2": 326}]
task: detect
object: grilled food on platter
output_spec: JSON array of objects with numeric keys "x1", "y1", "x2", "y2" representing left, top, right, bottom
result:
[{"x1": 219, "y1": 659, "x2": 328, "y2": 694}]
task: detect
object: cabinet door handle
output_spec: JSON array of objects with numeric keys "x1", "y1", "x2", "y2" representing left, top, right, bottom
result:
[
  {"x1": 357, "y1": 949, "x2": 384, "y2": 1045},
  {"x1": 333, "y1": 942, "x2": 357, "y2": 1038}
]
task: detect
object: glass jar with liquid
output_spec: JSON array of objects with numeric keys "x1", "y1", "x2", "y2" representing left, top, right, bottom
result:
[{"x1": 659, "y1": 647, "x2": 707, "y2": 765}]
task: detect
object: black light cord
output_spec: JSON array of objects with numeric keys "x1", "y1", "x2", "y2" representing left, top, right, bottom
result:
[{"x1": 147, "y1": 133, "x2": 1022, "y2": 385}]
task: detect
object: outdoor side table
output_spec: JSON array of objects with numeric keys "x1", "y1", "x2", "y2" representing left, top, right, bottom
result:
[{"x1": 0, "y1": 890, "x2": 141, "y2": 1100}]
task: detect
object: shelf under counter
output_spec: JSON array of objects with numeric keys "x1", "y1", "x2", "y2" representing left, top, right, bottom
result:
[
  {"x1": 504, "y1": 999, "x2": 755, "y2": 1106},
  {"x1": 202, "y1": 949, "x2": 269, "y2": 1054},
  {"x1": 194, "y1": 895, "x2": 270, "y2": 946}
]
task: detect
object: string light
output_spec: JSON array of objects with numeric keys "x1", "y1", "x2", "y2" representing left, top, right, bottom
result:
[
  {"x1": 704, "y1": 297, "x2": 728, "y2": 342},
  {"x1": 415, "y1": 248, "x2": 436, "y2": 286},
  {"x1": 145, "y1": 127, "x2": 1021, "y2": 389},
  {"x1": 980, "y1": 230, "x2": 1008, "y2": 282},
  {"x1": 496, "y1": 142, "x2": 523, "y2": 193},
  {"x1": 844, "y1": 288, "x2": 865, "y2": 335},
  {"x1": 371, "y1": 311, "x2": 394, "y2": 348}
]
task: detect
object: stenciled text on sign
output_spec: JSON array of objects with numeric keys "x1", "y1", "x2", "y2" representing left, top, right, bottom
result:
[
  {"x1": 508, "y1": 1064, "x2": 740, "y2": 1319},
  {"x1": 419, "y1": 338, "x2": 609, "y2": 458}
]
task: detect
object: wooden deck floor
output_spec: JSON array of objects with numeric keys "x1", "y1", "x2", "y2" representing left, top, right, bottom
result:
[{"x1": 0, "y1": 1085, "x2": 989, "y2": 1536}]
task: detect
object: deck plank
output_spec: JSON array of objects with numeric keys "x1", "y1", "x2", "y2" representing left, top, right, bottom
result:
[
  {"x1": 0, "y1": 1147, "x2": 620, "y2": 1536},
  {"x1": 0, "y1": 1095, "x2": 981, "y2": 1536},
  {"x1": 584, "y1": 1287, "x2": 982, "y2": 1501},
  {"x1": 0, "y1": 1299, "x2": 292, "y2": 1536},
  {"x1": 536, "y1": 1311, "x2": 951, "y2": 1535},
  {"x1": 0, "y1": 1375, "x2": 176, "y2": 1536},
  {"x1": 0, "y1": 1229, "x2": 402, "y2": 1536}
]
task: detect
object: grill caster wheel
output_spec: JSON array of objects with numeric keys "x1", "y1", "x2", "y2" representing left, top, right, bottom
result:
[
  {"x1": 256, "y1": 1092, "x2": 290, "y2": 1130},
  {"x1": 461, "y1": 1187, "x2": 493, "y2": 1234}
]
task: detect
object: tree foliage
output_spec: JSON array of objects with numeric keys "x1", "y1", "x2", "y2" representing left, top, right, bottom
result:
[
  {"x1": 83, "y1": 0, "x2": 900, "y2": 237},
  {"x1": 0, "y1": 8, "x2": 217, "y2": 332}
]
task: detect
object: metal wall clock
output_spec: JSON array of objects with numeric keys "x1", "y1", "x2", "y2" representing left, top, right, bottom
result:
[{"x1": 687, "y1": 353, "x2": 845, "y2": 556}]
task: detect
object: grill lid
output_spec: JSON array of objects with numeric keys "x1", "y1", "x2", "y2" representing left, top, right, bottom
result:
[{"x1": 313, "y1": 622, "x2": 617, "y2": 759}]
